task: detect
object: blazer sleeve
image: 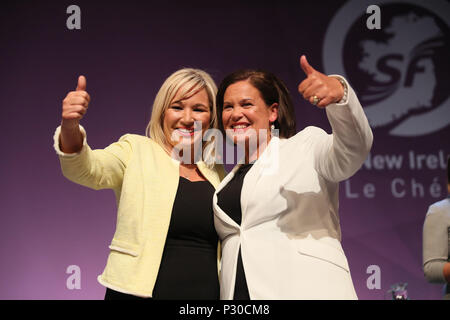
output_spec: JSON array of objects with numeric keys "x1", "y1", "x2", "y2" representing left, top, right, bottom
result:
[
  {"x1": 312, "y1": 76, "x2": 373, "y2": 182},
  {"x1": 423, "y1": 203, "x2": 449, "y2": 283},
  {"x1": 53, "y1": 125, "x2": 133, "y2": 190}
]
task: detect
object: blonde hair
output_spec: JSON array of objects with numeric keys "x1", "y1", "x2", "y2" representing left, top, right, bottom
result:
[{"x1": 145, "y1": 68, "x2": 219, "y2": 166}]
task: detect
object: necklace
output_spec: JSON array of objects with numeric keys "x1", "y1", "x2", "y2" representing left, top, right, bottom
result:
[{"x1": 180, "y1": 165, "x2": 199, "y2": 180}]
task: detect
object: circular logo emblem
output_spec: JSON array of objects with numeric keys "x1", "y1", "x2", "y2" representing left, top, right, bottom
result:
[{"x1": 323, "y1": 0, "x2": 450, "y2": 136}]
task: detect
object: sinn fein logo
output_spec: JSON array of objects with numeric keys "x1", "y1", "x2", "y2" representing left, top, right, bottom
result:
[{"x1": 323, "y1": 0, "x2": 450, "y2": 137}]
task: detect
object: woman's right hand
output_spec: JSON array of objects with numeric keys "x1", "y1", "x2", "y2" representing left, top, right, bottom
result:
[
  {"x1": 61, "y1": 75, "x2": 90, "y2": 129},
  {"x1": 59, "y1": 75, "x2": 90, "y2": 153}
]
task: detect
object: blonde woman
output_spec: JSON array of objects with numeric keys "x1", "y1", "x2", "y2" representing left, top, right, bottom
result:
[{"x1": 53, "y1": 69, "x2": 225, "y2": 299}]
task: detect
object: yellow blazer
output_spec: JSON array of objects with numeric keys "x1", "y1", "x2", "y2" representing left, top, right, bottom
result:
[{"x1": 53, "y1": 125, "x2": 225, "y2": 298}]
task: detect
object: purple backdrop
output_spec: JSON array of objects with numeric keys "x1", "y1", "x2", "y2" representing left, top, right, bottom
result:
[{"x1": 1, "y1": 0, "x2": 448, "y2": 299}]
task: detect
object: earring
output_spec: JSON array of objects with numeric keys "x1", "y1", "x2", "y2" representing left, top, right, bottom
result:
[{"x1": 270, "y1": 123, "x2": 278, "y2": 137}]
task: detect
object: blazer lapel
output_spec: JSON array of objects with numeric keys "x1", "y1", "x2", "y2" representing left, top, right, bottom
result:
[
  {"x1": 197, "y1": 161, "x2": 221, "y2": 188},
  {"x1": 240, "y1": 137, "x2": 280, "y2": 226},
  {"x1": 213, "y1": 165, "x2": 242, "y2": 228},
  {"x1": 214, "y1": 136, "x2": 280, "y2": 228},
  {"x1": 215, "y1": 163, "x2": 241, "y2": 194}
]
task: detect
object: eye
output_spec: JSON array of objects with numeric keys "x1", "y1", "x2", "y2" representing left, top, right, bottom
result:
[
  {"x1": 170, "y1": 105, "x2": 182, "y2": 110},
  {"x1": 243, "y1": 102, "x2": 252, "y2": 107},
  {"x1": 194, "y1": 108, "x2": 207, "y2": 112},
  {"x1": 223, "y1": 104, "x2": 233, "y2": 110}
]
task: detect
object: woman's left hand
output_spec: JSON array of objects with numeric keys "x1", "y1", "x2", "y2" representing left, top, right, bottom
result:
[{"x1": 298, "y1": 55, "x2": 344, "y2": 108}]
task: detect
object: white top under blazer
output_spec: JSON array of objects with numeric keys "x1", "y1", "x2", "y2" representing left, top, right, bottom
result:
[{"x1": 213, "y1": 77, "x2": 373, "y2": 300}]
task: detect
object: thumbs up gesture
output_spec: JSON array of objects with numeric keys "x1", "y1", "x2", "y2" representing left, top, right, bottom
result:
[
  {"x1": 61, "y1": 75, "x2": 91, "y2": 128},
  {"x1": 297, "y1": 55, "x2": 344, "y2": 108}
]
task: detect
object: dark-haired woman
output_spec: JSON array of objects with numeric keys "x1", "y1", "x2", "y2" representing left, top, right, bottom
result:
[{"x1": 213, "y1": 56, "x2": 373, "y2": 299}]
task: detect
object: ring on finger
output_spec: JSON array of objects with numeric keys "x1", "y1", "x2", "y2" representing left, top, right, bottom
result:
[{"x1": 312, "y1": 95, "x2": 320, "y2": 105}]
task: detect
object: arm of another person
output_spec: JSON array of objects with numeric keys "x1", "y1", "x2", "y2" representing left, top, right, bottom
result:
[
  {"x1": 423, "y1": 203, "x2": 450, "y2": 283},
  {"x1": 298, "y1": 55, "x2": 373, "y2": 182},
  {"x1": 54, "y1": 75, "x2": 133, "y2": 190}
]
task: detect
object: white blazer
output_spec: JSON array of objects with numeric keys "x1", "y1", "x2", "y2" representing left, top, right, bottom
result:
[{"x1": 213, "y1": 78, "x2": 373, "y2": 300}]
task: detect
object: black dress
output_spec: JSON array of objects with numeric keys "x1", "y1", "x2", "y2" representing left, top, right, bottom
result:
[
  {"x1": 105, "y1": 176, "x2": 219, "y2": 300},
  {"x1": 216, "y1": 164, "x2": 253, "y2": 300}
]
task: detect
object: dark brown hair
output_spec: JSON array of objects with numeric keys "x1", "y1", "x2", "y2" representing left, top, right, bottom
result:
[{"x1": 216, "y1": 69, "x2": 297, "y2": 138}]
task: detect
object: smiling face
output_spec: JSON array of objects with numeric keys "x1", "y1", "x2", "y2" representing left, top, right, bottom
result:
[
  {"x1": 163, "y1": 87, "x2": 211, "y2": 152},
  {"x1": 222, "y1": 80, "x2": 278, "y2": 146}
]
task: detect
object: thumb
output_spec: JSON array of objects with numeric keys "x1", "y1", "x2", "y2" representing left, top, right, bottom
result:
[
  {"x1": 76, "y1": 75, "x2": 86, "y2": 91},
  {"x1": 300, "y1": 55, "x2": 315, "y2": 76}
]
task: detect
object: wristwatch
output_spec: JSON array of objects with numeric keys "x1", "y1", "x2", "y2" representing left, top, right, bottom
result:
[{"x1": 337, "y1": 78, "x2": 348, "y2": 104}]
